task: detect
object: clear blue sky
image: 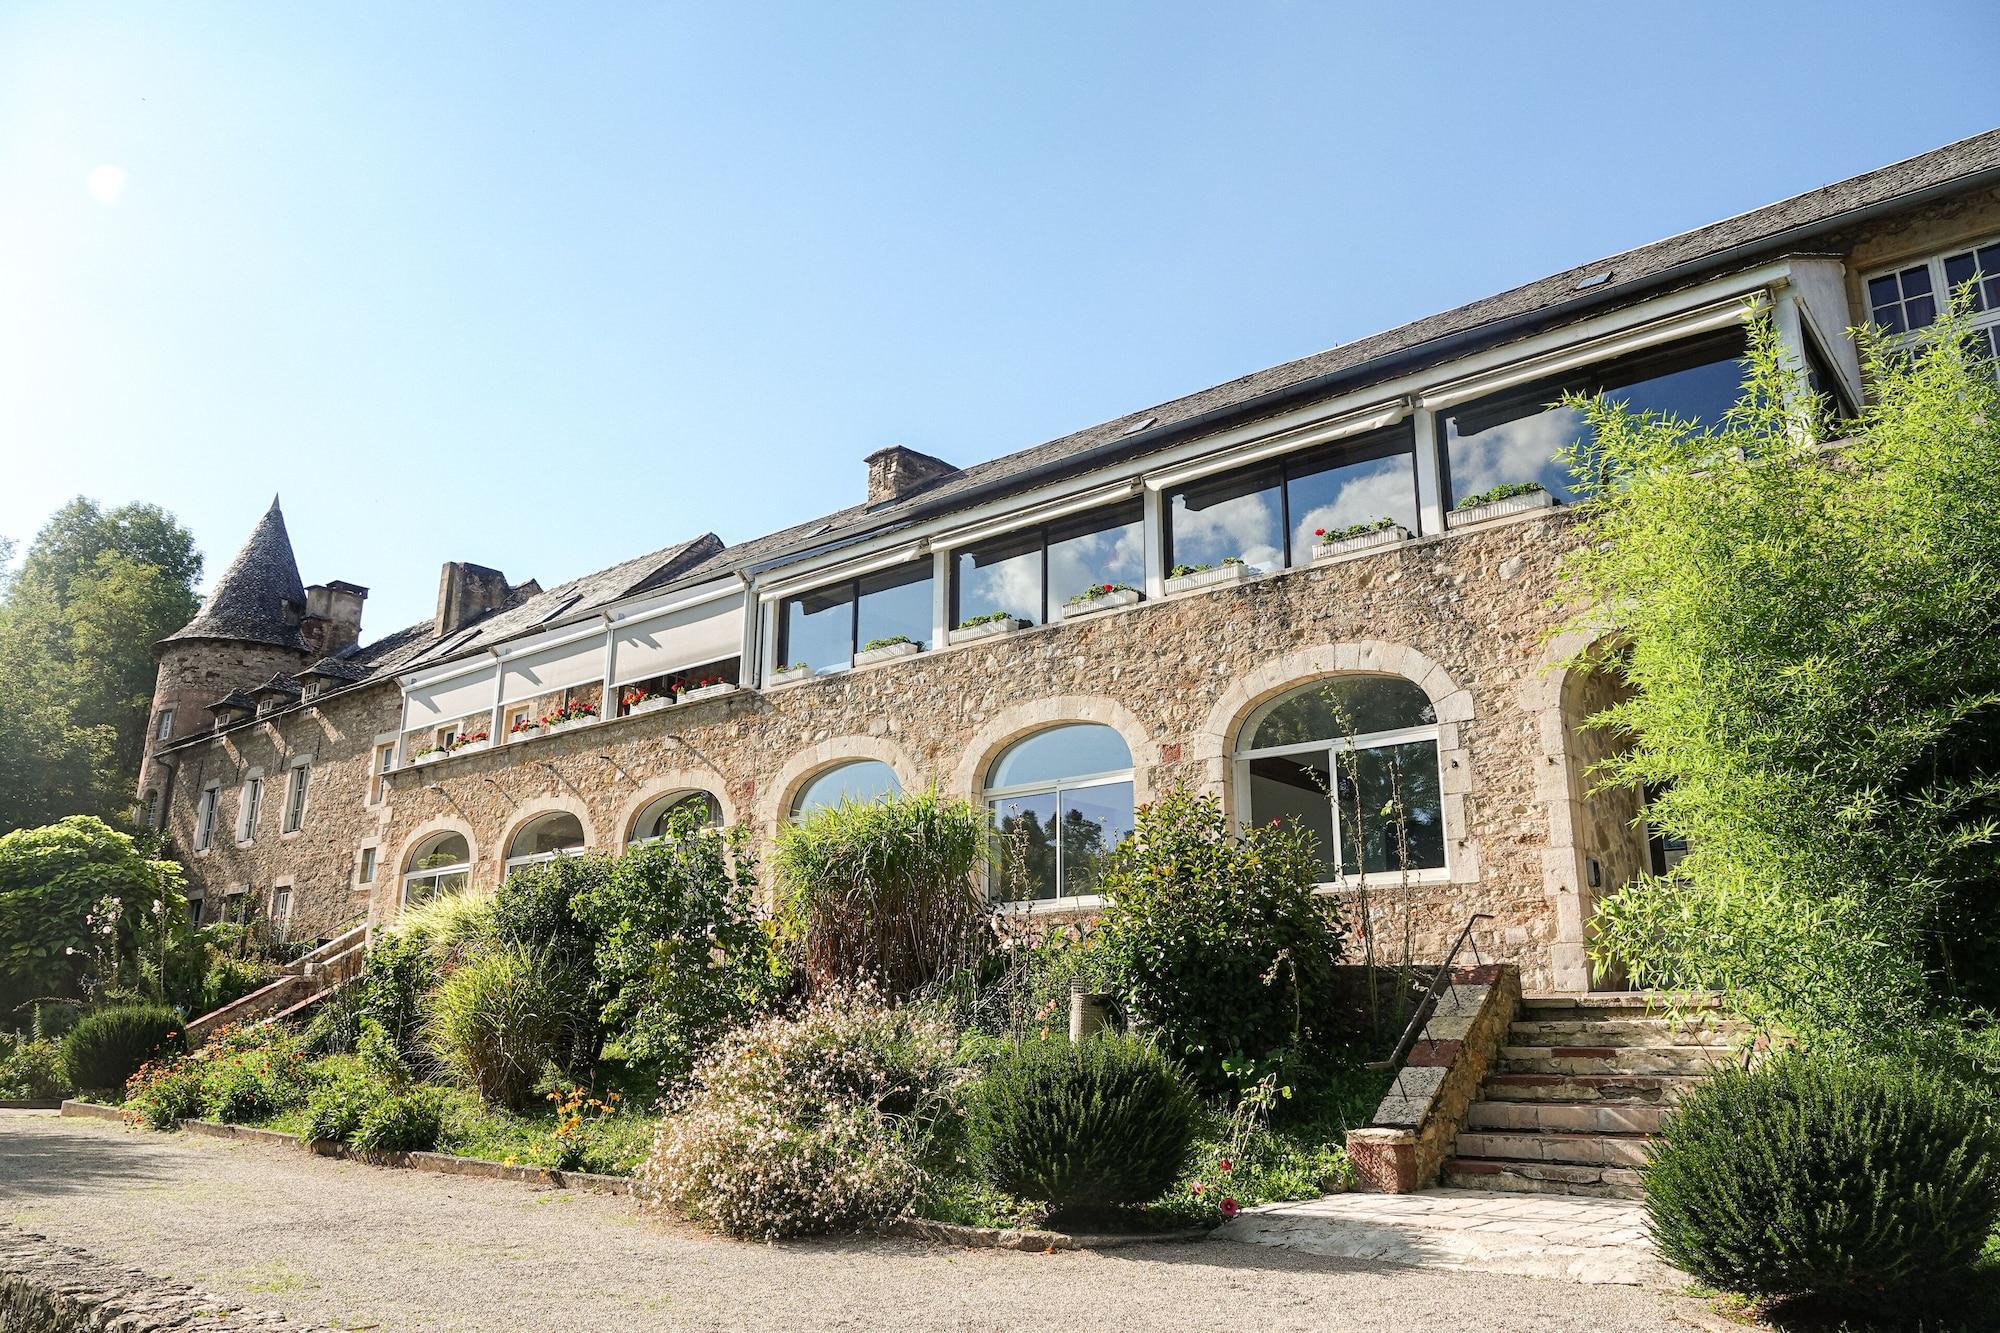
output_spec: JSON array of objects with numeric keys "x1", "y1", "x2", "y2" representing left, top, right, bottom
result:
[{"x1": 3, "y1": 2, "x2": 1996, "y2": 637}]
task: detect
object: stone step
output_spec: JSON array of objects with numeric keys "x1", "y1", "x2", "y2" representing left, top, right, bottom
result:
[
  {"x1": 1442, "y1": 1157, "x2": 1646, "y2": 1201},
  {"x1": 1481, "y1": 1071, "x2": 1705, "y2": 1104},
  {"x1": 1463, "y1": 1100, "x2": 1669, "y2": 1135},
  {"x1": 1498, "y1": 1045, "x2": 1732, "y2": 1077},
  {"x1": 1508, "y1": 1018, "x2": 1744, "y2": 1049},
  {"x1": 1454, "y1": 1129, "x2": 1654, "y2": 1168},
  {"x1": 1521, "y1": 992, "x2": 1723, "y2": 1012}
]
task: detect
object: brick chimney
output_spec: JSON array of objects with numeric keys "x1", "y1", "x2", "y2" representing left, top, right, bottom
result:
[
  {"x1": 301, "y1": 581, "x2": 368, "y2": 657},
  {"x1": 435, "y1": 562, "x2": 517, "y2": 637},
  {"x1": 864, "y1": 445, "x2": 959, "y2": 506}
]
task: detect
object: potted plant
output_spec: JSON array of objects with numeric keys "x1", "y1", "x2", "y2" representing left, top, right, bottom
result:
[
  {"x1": 949, "y1": 610, "x2": 1028, "y2": 644},
  {"x1": 1165, "y1": 555, "x2": 1252, "y2": 594},
  {"x1": 1449, "y1": 481, "x2": 1555, "y2": 527},
  {"x1": 1311, "y1": 517, "x2": 1410, "y2": 561},
  {"x1": 408, "y1": 743, "x2": 444, "y2": 767},
  {"x1": 854, "y1": 634, "x2": 922, "y2": 667},
  {"x1": 768, "y1": 661, "x2": 813, "y2": 687},
  {"x1": 681, "y1": 674, "x2": 737, "y2": 703},
  {"x1": 623, "y1": 685, "x2": 672, "y2": 717},
  {"x1": 1060, "y1": 581, "x2": 1141, "y2": 619},
  {"x1": 448, "y1": 728, "x2": 491, "y2": 756},
  {"x1": 508, "y1": 716, "x2": 539, "y2": 743}
]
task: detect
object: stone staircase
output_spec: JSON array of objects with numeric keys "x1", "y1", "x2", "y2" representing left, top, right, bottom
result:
[
  {"x1": 1441, "y1": 993, "x2": 1742, "y2": 1199},
  {"x1": 185, "y1": 923, "x2": 369, "y2": 1044}
]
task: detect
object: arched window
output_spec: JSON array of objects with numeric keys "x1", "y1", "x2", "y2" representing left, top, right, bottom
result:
[
  {"x1": 631, "y1": 789, "x2": 722, "y2": 844},
  {"x1": 505, "y1": 811, "x2": 587, "y2": 871},
  {"x1": 1237, "y1": 675, "x2": 1446, "y2": 884},
  {"x1": 985, "y1": 723, "x2": 1135, "y2": 906},
  {"x1": 790, "y1": 760, "x2": 901, "y2": 817},
  {"x1": 403, "y1": 831, "x2": 471, "y2": 907}
]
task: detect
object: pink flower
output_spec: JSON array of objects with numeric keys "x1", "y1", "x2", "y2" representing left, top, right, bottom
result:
[
  {"x1": 1188, "y1": 1180, "x2": 1204, "y2": 1196},
  {"x1": 1220, "y1": 1198, "x2": 1240, "y2": 1220}
]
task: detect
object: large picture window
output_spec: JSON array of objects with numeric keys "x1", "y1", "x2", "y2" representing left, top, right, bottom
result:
[
  {"x1": 777, "y1": 561, "x2": 933, "y2": 674},
  {"x1": 1440, "y1": 327, "x2": 1747, "y2": 510},
  {"x1": 1164, "y1": 423, "x2": 1419, "y2": 574},
  {"x1": 952, "y1": 500, "x2": 1144, "y2": 628},
  {"x1": 790, "y1": 760, "x2": 901, "y2": 817},
  {"x1": 505, "y1": 812, "x2": 587, "y2": 871},
  {"x1": 403, "y1": 832, "x2": 471, "y2": 907},
  {"x1": 631, "y1": 790, "x2": 722, "y2": 843},
  {"x1": 1237, "y1": 676, "x2": 1446, "y2": 884},
  {"x1": 985, "y1": 724, "x2": 1135, "y2": 906}
]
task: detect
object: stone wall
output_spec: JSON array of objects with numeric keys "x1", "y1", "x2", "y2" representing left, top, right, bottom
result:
[
  {"x1": 140, "y1": 640, "x2": 310, "y2": 796},
  {"x1": 0, "y1": 1222, "x2": 316, "y2": 1331}
]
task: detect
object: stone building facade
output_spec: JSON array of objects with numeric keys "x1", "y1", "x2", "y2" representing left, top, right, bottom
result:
[{"x1": 139, "y1": 132, "x2": 2000, "y2": 994}]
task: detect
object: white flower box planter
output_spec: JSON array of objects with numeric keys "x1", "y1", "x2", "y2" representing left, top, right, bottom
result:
[
  {"x1": 1449, "y1": 488, "x2": 1555, "y2": 528},
  {"x1": 1312, "y1": 525, "x2": 1410, "y2": 562},
  {"x1": 767, "y1": 666, "x2": 814, "y2": 688},
  {"x1": 853, "y1": 641, "x2": 922, "y2": 668},
  {"x1": 449, "y1": 740, "x2": 491, "y2": 758},
  {"x1": 508, "y1": 728, "x2": 538, "y2": 744},
  {"x1": 679, "y1": 682, "x2": 738, "y2": 704},
  {"x1": 1164, "y1": 563, "x2": 1253, "y2": 596},
  {"x1": 1060, "y1": 588, "x2": 1140, "y2": 620},
  {"x1": 627, "y1": 696, "x2": 673, "y2": 717},
  {"x1": 410, "y1": 751, "x2": 444, "y2": 767},
  {"x1": 949, "y1": 617, "x2": 1028, "y2": 645}
]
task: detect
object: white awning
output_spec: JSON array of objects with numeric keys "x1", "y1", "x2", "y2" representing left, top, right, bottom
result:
[
  {"x1": 501, "y1": 637, "x2": 604, "y2": 703},
  {"x1": 404, "y1": 665, "x2": 498, "y2": 728},
  {"x1": 612, "y1": 598, "x2": 744, "y2": 684}
]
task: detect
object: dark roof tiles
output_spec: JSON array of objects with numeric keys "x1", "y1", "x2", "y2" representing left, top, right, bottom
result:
[{"x1": 162, "y1": 497, "x2": 309, "y2": 651}]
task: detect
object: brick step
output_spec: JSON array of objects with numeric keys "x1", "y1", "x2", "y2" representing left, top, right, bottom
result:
[
  {"x1": 1464, "y1": 1099, "x2": 1669, "y2": 1134},
  {"x1": 1498, "y1": 1045, "x2": 1731, "y2": 1077},
  {"x1": 1481, "y1": 1071, "x2": 1705, "y2": 1104},
  {"x1": 1442, "y1": 1157, "x2": 1646, "y2": 1201},
  {"x1": 1454, "y1": 1129, "x2": 1653, "y2": 1168},
  {"x1": 1508, "y1": 1018, "x2": 1745, "y2": 1048}
]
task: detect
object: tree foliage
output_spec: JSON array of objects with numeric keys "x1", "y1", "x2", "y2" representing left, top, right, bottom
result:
[
  {"x1": 0, "y1": 498, "x2": 202, "y2": 831},
  {"x1": 1557, "y1": 302, "x2": 2000, "y2": 1051}
]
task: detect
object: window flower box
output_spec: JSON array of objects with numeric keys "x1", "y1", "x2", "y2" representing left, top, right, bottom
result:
[
  {"x1": 949, "y1": 615, "x2": 1028, "y2": 644},
  {"x1": 853, "y1": 639, "x2": 921, "y2": 668},
  {"x1": 543, "y1": 719, "x2": 572, "y2": 736},
  {"x1": 768, "y1": 664, "x2": 813, "y2": 688},
  {"x1": 409, "y1": 749, "x2": 444, "y2": 767},
  {"x1": 1060, "y1": 585, "x2": 1140, "y2": 620},
  {"x1": 449, "y1": 739, "x2": 491, "y2": 757},
  {"x1": 1449, "y1": 484, "x2": 1555, "y2": 528},
  {"x1": 627, "y1": 695, "x2": 673, "y2": 717},
  {"x1": 1164, "y1": 560, "x2": 1253, "y2": 596},
  {"x1": 508, "y1": 726, "x2": 539, "y2": 744},
  {"x1": 1312, "y1": 523, "x2": 1410, "y2": 562},
  {"x1": 680, "y1": 681, "x2": 738, "y2": 704}
]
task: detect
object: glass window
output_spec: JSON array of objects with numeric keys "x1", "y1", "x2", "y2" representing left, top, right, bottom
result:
[
  {"x1": 238, "y1": 776, "x2": 263, "y2": 842},
  {"x1": 156, "y1": 709, "x2": 174, "y2": 741},
  {"x1": 985, "y1": 724, "x2": 1136, "y2": 905},
  {"x1": 359, "y1": 846, "x2": 377, "y2": 884},
  {"x1": 633, "y1": 790, "x2": 722, "y2": 842},
  {"x1": 791, "y1": 760, "x2": 901, "y2": 816},
  {"x1": 777, "y1": 560, "x2": 933, "y2": 673},
  {"x1": 403, "y1": 832, "x2": 471, "y2": 906},
  {"x1": 1165, "y1": 423, "x2": 1420, "y2": 574},
  {"x1": 195, "y1": 787, "x2": 218, "y2": 850},
  {"x1": 271, "y1": 887, "x2": 292, "y2": 939},
  {"x1": 1943, "y1": 242, "x2": 2000, "y2": 314},
  {"x1": 1867, "y1": 263, "x2": 1937, "y2": 334},
  {"x1": 1866, "y1": 241, "x2": 2000, "y2": 382},
  {"x1": 1237, "y1": 676, "x2": 1447, "y2": 884},
  {"x1": 283, "y1": 764, "x2": 309, "y2": 834},
  {"x1": 507, "y1": 812, "x2": 586, "y2": 866},
  {"x1": 952, "y1": 500, "x2": 1145, "y2": 628},
  {"x1": 1441, "y1": 328, "x2": 1747, "y2": 509}
]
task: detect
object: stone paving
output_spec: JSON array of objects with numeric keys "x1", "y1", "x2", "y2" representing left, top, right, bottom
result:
[{"x1": 1216, "y1": 1188, "x2": 1673, "y2": 1287}]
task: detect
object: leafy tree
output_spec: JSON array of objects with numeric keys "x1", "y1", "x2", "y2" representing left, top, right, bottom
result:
[
  {"x1": 1556, "y1": 301, "x2": 2000, "y2": 1053},
  {"x1": 0, "y1": 499, "x2": 202, "y2": 831},
  {"x1": 0, "y1": 816, "x2": 189, "y2": 1018}
]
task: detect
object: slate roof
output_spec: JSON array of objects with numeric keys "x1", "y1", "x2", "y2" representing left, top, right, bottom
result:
[
  {"x1": 300, "y1": 656, "x2": 370, "y2": 683},
  {"x1": 172, "y1": 129, "x2": 2000, "y2": 736},
  {"x1": 161, "y1": 497, "x2": 308, "y2": 651},
  {"x1": 206, "y1": 690, "x2": 257, "y2": 716},
  {"x1": 249, "y1": 674, "x2": 302, "y2": 699}
]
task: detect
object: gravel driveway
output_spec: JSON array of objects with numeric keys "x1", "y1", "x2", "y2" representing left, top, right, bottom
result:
[{"x1": 0, "y1": 1112, "x2": 1718, "y2": 1332}]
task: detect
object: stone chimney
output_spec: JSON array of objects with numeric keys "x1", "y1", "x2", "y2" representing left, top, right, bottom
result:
[
  {"x1": 435, "y1": 562, "x2": 516, "y2": 637},
  {"x1": 864, "y1": 445, "x2": 959, "y2": 506},
  {"x1": 301, "y1": 581, "x2": 368, "y2": 657}
]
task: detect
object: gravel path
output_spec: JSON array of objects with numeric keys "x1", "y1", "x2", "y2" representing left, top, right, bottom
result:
[{"x1": 0, "y1": 1113, "x2": 1720, "y2": 1332}]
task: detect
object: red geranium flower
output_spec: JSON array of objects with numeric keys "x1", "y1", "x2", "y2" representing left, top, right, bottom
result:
[{"x1": 1220, "y1": 1198, "x2": 1240, "y2": 1220}]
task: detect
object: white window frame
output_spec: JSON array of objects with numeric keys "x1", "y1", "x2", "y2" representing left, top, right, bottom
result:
[
  {"x1": 628, "y1": 790, "x2": 723, "y2": 846},
  {"x1": 156, "y1": 708, "x2": 175, "y2": 741},
  {"x1": 281, "y1": 759, "x2": 310, "y2": 835},
  {"x1": 986, "y1": 762, "x2": 1135, "y2": 913},
  {"x1": 367, "y1": 737, "x2": 396, "y2": 806},
  {"x1": 236, "y1": 772, "x2": 264, "y2": 844},
  {"x1": 402, "y1": 835, "x2": 472, "y2": 907},
  {"x1": 357, "y1": 844, "x2": 378, "y2": 886},
  {"x1": 194, "y1": 784, "x2": 220, "y2": 851},
  {"x1": 504, "y1": 812, "x2": 589, "y2": 872},
  {"x1": 270, "y1": 882, "x2": 293, "y2": 939},
  {"x1": 1862, "y1": 235, "x2": 2000, "y2": 371},
  {"x1": 1232, "y1": 700, "x2": 1450, "y2": 891}
]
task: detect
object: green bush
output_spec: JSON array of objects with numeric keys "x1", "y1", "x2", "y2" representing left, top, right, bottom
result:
[
  {"x1": 493, "y1": 855, "x2": 610, "y2": 1070},
  {"x1": 123, "y1": 1055, "x2": 206, "y2": 1129},
  {"x1": 198, "y1": 1030, "x2": 309, "y2": 1123},
  {"x1": 775, "y1": 790, "x2": 989, "y2": 997},
  {"x1": 425, "y1": 943, "x2": 587, "y2": 1110},
  {"x1": 0, "y1": 1035, "x2": 69, "y2": 1100},
  {"x1": 1094, "y1": 788, "x2": 1348, "y2": 1088},
  {"x1": 1645, "y1": 1055, "x2": 2000, "y2": 1307},
  {"x1": 967, "y1": 1034, "x2": 1197, "y2": 1217},
  {"x1": 200, "y1": 954, "x2": 280, "y2": 1013},
  {"x1": 642, "y1": 991, "x2": 960, "y2": 1239},
  {"x1": 61, "y1": 1003, "x2": 182, "y2": 1092},
  {"x1": 302, "y1": 1054, "x2": 389, "y2": 1144},
  {"x1": 351, "y1": 1086, "x2": 448, "y2": 1153},
  {"x1": 572, "y1": 820, "x2": 785, "y2": 1079}
]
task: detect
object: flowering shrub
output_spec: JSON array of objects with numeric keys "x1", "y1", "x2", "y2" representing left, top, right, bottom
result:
[
  {"x1": 640, "y1": 991, "x2": 961, "y2": 1239},
  {"x1": 541, "y1": 1080, "x2": 623, "y2": 1170},
  {"x1": 668, "y1": 674, "x2": 728, "y2": 694},
  {"x1": 539, "y1": 700, "x2": 600, "y2": 727},
  {"x1": 1064, "y1": 582, "x2": 1138, "y2": 606},
  {"x1": 966, "y1": 1034, "x2": 1197, "y2": 1219},
  {"x1": 121, "y1": 1022, "x2": 309, "y2": 1127}
]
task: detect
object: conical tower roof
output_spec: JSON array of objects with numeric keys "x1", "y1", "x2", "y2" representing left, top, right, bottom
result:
[{"x1": 160, "y1": 497, "x2": 309, "y2": 651}]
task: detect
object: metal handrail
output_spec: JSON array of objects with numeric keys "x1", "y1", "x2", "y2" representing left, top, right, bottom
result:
[{"x1": 1369, "y1": 911, "x2": 1495, "y2": 1071}]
